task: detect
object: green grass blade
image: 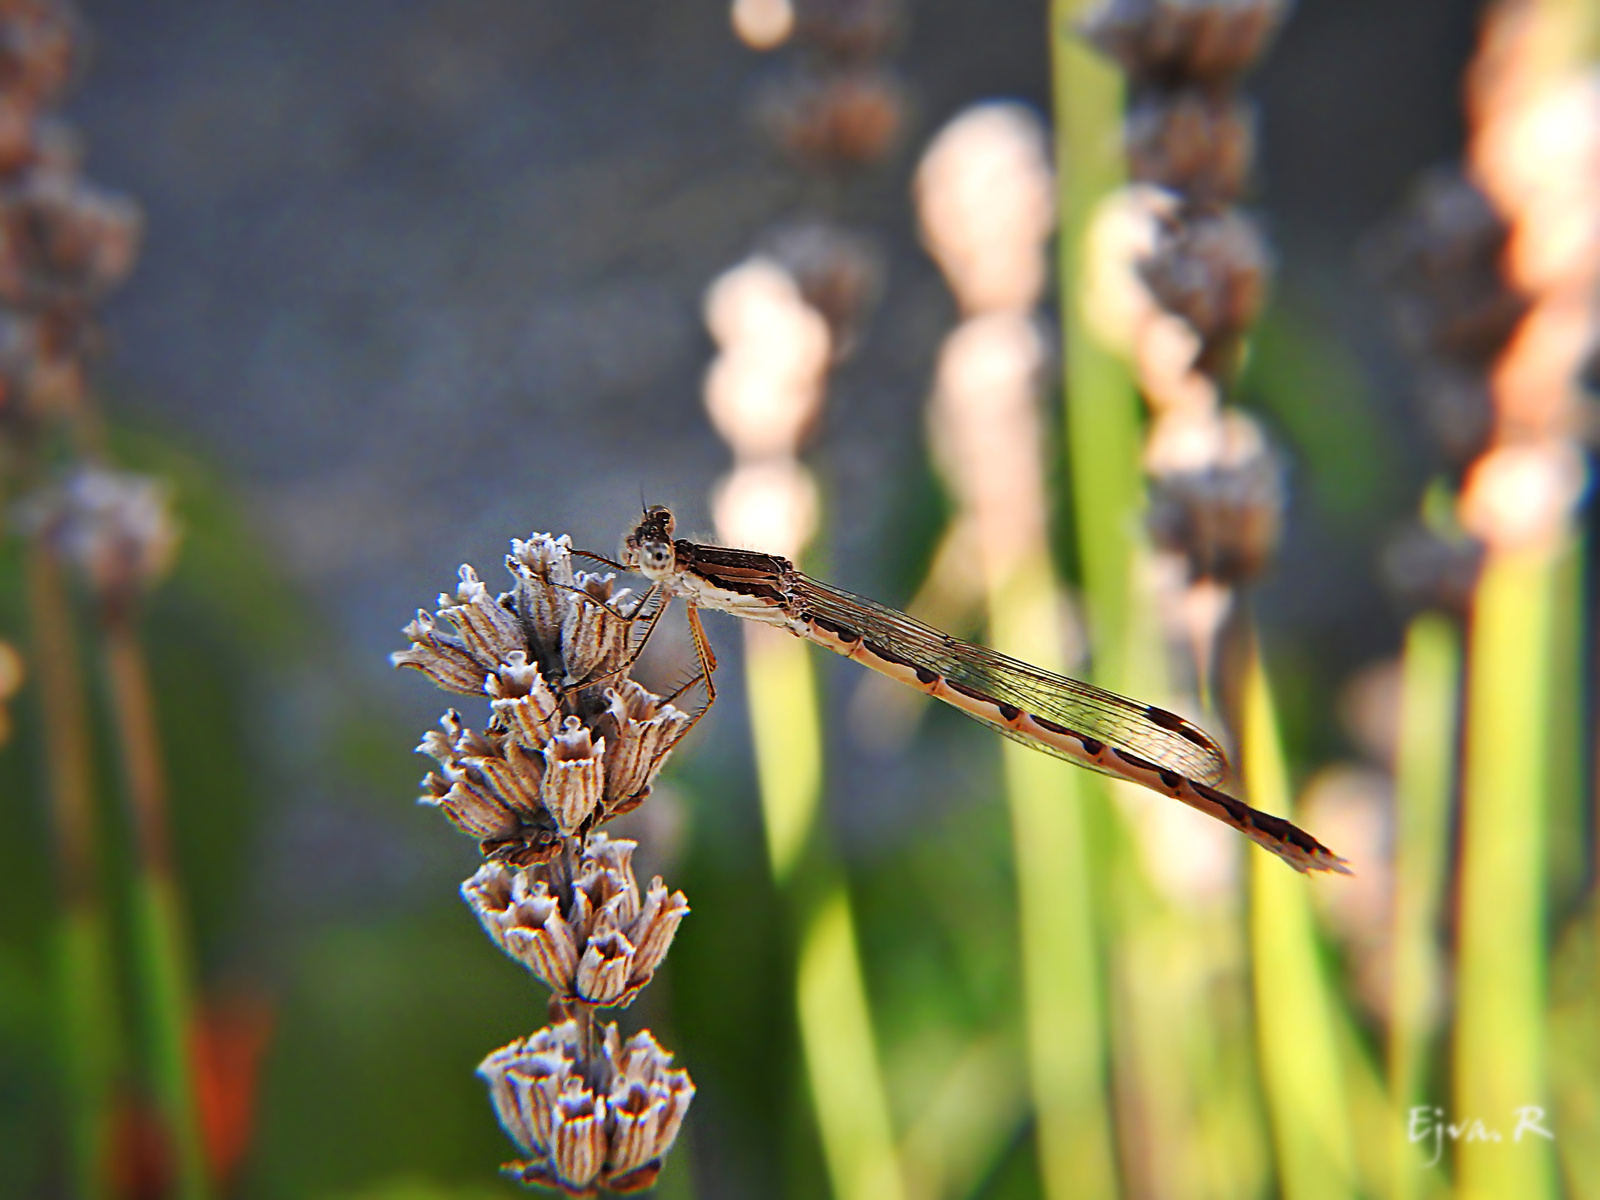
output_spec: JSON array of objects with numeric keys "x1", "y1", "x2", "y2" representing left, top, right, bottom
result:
[
  {"x1": 797, "y1": 887, "x2": 906, "y2": 1200},
  {"x1": 1387, "y1": 612, "x2": 1461, "y2": 1195},
  {"x1": 28, "y1": 544, "x2": 118, "y2": 1200},
  {"x1": 1452, "y1": 546, "x2": 1560, "y2": 1199},
  {"x1": 744, "y1": 626, "x2": 904, "y2": 1200},
  {"x1": 1049, "y1": 0, "x2": 1140, "y2": 685},
  {"x1": 1243, "y1": 643, "x2": 1356, "y2": 1200}
]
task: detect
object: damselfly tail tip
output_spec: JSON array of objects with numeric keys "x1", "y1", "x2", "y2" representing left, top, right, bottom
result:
[{"x1": 1268, "y1": 835, "x2": 1352, "y2": 876}]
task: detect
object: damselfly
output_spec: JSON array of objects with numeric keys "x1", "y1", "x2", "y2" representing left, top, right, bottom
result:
[{"x1": 599, "y1": 505, "x2": 1347, "y2": 875}]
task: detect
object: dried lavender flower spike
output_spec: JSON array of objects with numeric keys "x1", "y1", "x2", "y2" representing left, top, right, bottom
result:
[
  {"x1": 463, "y1": 837, "x2": 689, "y2": 1008},
  {"x1": 480, "y1": 1020, "x2": 695, "y2": 1197},
  {"x1": 395, "y1": 530, "x2": 697, "y2": 861},
  {"x1": 18, "y1": 467, "x2": 180, "y2": 611},
  {"x1": 1082, "y1": 0, "x2": 1289, "y2": 85}
]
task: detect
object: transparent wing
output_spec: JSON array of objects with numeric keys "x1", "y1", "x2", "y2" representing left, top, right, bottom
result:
[{"x1": 790, "y1": 572, "x2": 1230, "y2": 786}]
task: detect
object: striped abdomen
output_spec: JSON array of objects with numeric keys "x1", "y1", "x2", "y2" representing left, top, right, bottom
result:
[{"x1": 798, "y1": 609, "x2": 1349, "y2": 875}]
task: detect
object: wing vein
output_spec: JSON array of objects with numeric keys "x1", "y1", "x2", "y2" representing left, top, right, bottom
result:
[{"x1": 788, "y1": 571, "x2": 1229, "y2": 785}]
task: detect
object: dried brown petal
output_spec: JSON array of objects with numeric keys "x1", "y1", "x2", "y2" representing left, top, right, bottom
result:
[
  {"x1": 561, "y1": 572, "x2": 634, "y2": 688},
  {"x1": 603, "y1": 1030, "x2": 695, "y2": 1184},
  {"x1": 489, "y1": 651, "x2": 565, "y2": 750},
  {"x1": 0, "y1": 2, "x2": 79, "y2": 112},
  {"x1": 575, "y1": 928, "x2": 637, "y2": 1006},
  {"x1": 550, "y1": 1085, "x2": 606, "y2": 1191},
  {"x1": 416, "y1": 710, "x2": 545, "y2": 843},
  {"x1": 542, "y1": 717, "x2": 606, "y2": 836},
  {"x1": 572, "y1": 834, "x2": 640, "y2": 929},
  {"x1": 793, "y1": 0, "x2": 900, "y2": 59},
  {"x1": 758, "y1": 219, "x2": 885, "y2": 362},
  {"x1": 392, "y1": 609, "x2": 491, "y2": 695},
  {"x1": 598, "y1": 683, "x2": 693, "y2": 817},
  {"x1": 1147, "y1": 433, "x2": 1283, "y2": 583},
  {"x1": 1411, "y1": 362, "x2": 1495, "y2": 468},
  {"x1": 0, "y1": 169, "x2": 141, "y2": 308},
  {"x1": 1365, "y1": 170, "x2": 1527, "y2": 365},
  {"x1": 436, "y1": 565, "x2": 527, "y2": 673},
  {"x1": 507, "y1": 532, "x2": 577, "y2": 671},
  {"x1": 479, "y1": 1023, "x2": 583, "y2": 1160},
  {"x1": 1379, "y1": 521, "x2": 1483, "y2": 618},
  {"x1": 628, "y1": 877, "x2": 690, "y2": 985}
]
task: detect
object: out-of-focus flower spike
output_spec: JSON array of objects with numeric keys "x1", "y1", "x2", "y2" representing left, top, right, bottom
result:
[
  {"x1": 1124, "y1": 88, "x2": 1255, "y2": 204},
  {"x1": 19, "y1": 467, "x2": 180, "y2": 613},
  {"x1": 1082, "y1": 0, "x2": 1289, "y2": 86}
]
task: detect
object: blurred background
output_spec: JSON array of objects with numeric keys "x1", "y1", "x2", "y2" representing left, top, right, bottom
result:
[{"x1": 0, "y1": 0, "x2": 1594, "y2": 1198}]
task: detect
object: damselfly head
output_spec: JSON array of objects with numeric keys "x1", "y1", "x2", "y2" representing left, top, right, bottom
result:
[{"x1": 624, "y1": 505, "x2": 678, "y2": 579}]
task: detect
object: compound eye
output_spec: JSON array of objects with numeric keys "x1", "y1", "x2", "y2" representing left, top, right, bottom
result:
[{"x1": 645, "y1": 542, "x2": 673, "y2": 571}]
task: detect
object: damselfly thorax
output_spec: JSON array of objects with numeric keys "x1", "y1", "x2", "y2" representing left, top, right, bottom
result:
[{"x1": 604, "y1": 504, "x2": 1347, "y2": 875}]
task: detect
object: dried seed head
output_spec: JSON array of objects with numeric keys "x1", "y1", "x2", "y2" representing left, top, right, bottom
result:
[
  {"x1": 1082, "y1": 0, "x2": 1288, "y2": 87},
  {"x1": 731, "y1": 0, "x2": 795, "y2": 51},
  {"x1": 19, "y1": 467, "x2": 179, "y2": 610},
  {"x1": 1146, "y1": 411, "x2": 1283, "y2": 583},
  {"x1": 760, "y1": 66, "x2": 906, "y2": 168},
  {"x1": 463, "y1": 835, "x2": 689, "y2": 1008},
  {"x1": 480, "y1": 1020, "x2": 695, "y2": 1197},
  {"x1": 703, "y1": 256, "x2": 831, "y2": 460},
  {"x1": 1379, "y1": 521, "x2": 1483, "y2": 617},
  {"x1": 0, "y1": 167, "x2": 141, "y2": 309},
  {"x1": 1410, "y1": 362, "x2": 1495, "y2": 469},
  {"x1": 396, "y1": 533, "x2": 692, "y2": 862},
  {"x1": 1457, "y1": 437, "x2": 1589, "y2": 552},
  {"x1": 758, "y1": 220, "x2": 885, "y2": 363},
  {"x1": 1124, "y1": 89, "x2": 1255, "y2": 205},
  {"x1": 1137, "y1": 207, "x2": 1269, "y2": 371},
  {"x1": 914, "y1": 101, "x2": 1055, "y2": 315},
  {"x1": 793, "y1": 0, "x2": 900, "y2": 60},
  {"x1": 0, "y1": 1, "x2": 78, "y2": 117},
  {"x1": 1365, "y1": 170, "x2": 1526, "y2": 365}
]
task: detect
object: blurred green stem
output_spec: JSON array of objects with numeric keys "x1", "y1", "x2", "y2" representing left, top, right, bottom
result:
[
  {"x1": 744, "y1": 625, "x2": 903, "y2": 1200},
  {"x1": 989, "y1": 554, "x2": 1117, "y2": 1200},
  {"x1": 1050, "y1": 0, "x2": 1140, "y2": 685},
  {"x1": 1243, "y1": 637, "x2": 1355, "y2": 1200},
  {"x1": 1452, "y1": 545, "x2": 1559, "y2": 1200},
  {"x1": 101, "y1": 615, "x2": 209, "y2": 1200},
  {"x1": 27, "y1": 542, "x2": 116, "y2": 1200},
  {"x1": 1387, "y1": 612, "x2": 1460, "y2": 1197}
]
